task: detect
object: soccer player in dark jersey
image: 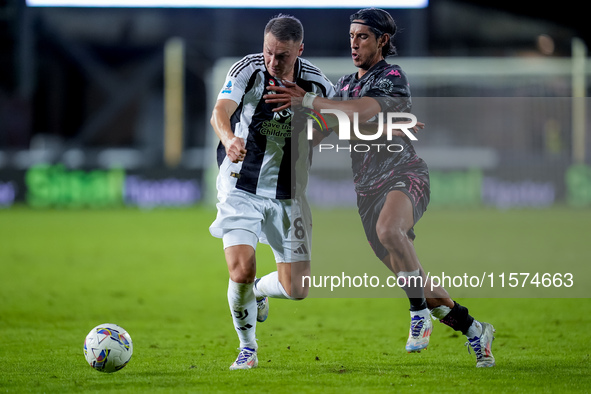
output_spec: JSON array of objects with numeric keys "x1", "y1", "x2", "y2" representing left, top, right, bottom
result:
[
  {"x1": 265, "y1": 8, "x2": 495, "y2": 368},
  {"x1": 209, "y1": 14, "x2": 335, "y2": 370}
]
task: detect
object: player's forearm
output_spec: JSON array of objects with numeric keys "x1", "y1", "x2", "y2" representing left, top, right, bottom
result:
[
  {"x1": 210, "y1": 106, "x2": 235, "y2": 147},
  {"x1": 308, "y1": 96, "x2": 381, "y2": 124}
]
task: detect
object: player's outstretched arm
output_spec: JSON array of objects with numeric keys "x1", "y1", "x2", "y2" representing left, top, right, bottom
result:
[
  {"x1": 264, "y1": 81, "x2": 424, "y2": 139},
  {"x1": 265, "y1": 81, "x2": 381, "y2": 124},
  {"x1": 211, "y1": 99, "x2": 246, "y2": 163}
]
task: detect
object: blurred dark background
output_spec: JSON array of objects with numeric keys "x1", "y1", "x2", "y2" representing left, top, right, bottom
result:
[
  {"x1": 0, "y1": 0, "x2": 586, "y2": 153},
  {"x1": 0, "y1": 0, "x2": 589, "y2": 210}
]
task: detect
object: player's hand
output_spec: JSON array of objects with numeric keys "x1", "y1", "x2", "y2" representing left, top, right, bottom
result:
[
  {"x1": 225, "y1": 136, "x2": 247, "y2": 163},
  {"x1": 263, "y1": 80, "x2": 307, "y2": 112},
  {"x1": 389, "y1": 121, "x2": 425, "y2": 137}
]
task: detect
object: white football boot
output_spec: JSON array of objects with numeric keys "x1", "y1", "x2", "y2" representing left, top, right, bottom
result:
[
  {"x1": 405, "y1": 309, "x2": 433, "y2": 353},
  {"x1": 465, "y1": 322, "x2": 496, "y2": 367},
  {"x1": 229, "y1": 347, "x2": 258, "y2": 370},
  {"x1": 256, "y1": 297, "x2": 269, "y2": 323}
]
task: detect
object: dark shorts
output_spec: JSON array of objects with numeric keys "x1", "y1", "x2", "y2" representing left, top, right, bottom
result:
[{"x1": 356, "y1": 170, "x2": 430, "y2": 260}]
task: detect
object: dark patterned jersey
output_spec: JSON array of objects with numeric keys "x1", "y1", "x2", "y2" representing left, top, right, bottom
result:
[{"x1": 333, "y1": 60, "x2": 427, "y2": 195}]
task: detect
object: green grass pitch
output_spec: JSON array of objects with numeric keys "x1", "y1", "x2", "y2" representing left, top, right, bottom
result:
[{"x1": 1, "y1": 206, "x2": 590, "y2": 392}]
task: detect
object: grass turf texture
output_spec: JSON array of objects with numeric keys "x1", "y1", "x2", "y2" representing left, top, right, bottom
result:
[{"x1": 1, "y1": 207, "x2": 590, "y2": 393}]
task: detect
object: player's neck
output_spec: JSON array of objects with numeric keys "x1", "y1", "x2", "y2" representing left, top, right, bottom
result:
[
  {"x1": 271, "y1": 67, "x2": 296, "y2": 83},
  {"x1": 281, "y1": 70, "x2": 295, "y2": 82},
  {"x1": 357, "y1": 57, "x2": 384, "y2": 79}
]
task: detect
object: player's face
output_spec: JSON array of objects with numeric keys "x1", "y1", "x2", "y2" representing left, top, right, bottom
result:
[
  {"x1": 263, "y1": 32, "x2": 303, "y2": 80},
  {"x1": 350, "y1": 22, "x2": 386, "y2": 73}
]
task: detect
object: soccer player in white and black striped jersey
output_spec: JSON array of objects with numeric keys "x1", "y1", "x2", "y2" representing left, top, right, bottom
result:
[
  {"x1": 209, "y1": 14, "x2": 335, "y2": 370},
  {"x1": 265, "y1": 8, "x2": 496, "y2": 368}
]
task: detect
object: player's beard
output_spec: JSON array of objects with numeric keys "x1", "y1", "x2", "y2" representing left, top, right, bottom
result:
[
  {"x1": 355, "y1": 59, "x2": 375, "y2": 75},
  {"x1": 353, "y1": 52, "x2": 381, "y2": 74}
]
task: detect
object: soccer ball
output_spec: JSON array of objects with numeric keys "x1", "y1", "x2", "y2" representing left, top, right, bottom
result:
[{"x1": 84, "y1": 323, "x2": 133, "y2": 372}]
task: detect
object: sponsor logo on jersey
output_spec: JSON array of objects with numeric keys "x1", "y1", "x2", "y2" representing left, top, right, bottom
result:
[
  {"x1": 260, "y1": 120, "x2": 292, "y2": 137},
  {"x1": 293, "y1": 243, "x2": 309, "y2": 255},
  {"x1": 387, "y1": 69, "x2": 402, "y2": 77},
  {"x1": 260, "y1": 107, "x2": 292, "y2": 138}
]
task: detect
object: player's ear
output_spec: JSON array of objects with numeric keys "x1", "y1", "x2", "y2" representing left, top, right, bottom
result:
[
  {"x1": 379, "y1": 34, "x2": 389, "y2": 49},
  {"x1": 298, "y1": 42, "x2": 304, "y2": 56}
]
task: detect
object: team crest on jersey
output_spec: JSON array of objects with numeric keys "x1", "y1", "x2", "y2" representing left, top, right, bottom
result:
[{"x1": 376, "y1": 78, "x2": 396, "y2": 94}]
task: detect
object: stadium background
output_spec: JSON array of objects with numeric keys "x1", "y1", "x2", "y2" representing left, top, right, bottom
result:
[
  {"x1": 1, "y1": 2, "x2": 591, "y2": 392},
  {"x1": 0, "y1": 0, "x2": 589, "y2": 209}
]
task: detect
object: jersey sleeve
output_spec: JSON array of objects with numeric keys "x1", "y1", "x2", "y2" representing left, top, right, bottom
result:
[
  {"x1": 216, "y1": 55, "x2": 260, "y2": 104},
  {"x1": 299, "y1": 58, "x2": 336, "y2": 99},
  {"x1": 322, "y1": 78, "x2": 336, "y2": 98},
  {"x1": 332, "y1": 75, "x2": 349, "y2": 98},
  {"x1": 365, "y1": 66, "x2": 412, "y2": 113}
]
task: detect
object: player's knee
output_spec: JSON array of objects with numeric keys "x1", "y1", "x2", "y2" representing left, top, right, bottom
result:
[
  {"x1": 280, "y1": 277, "x2": 309, "y2": 300},
  {"x1": 290, "y1": 285, "x2": 309, "y2": 301},
  {"x1": 228, "y1": 263, "x2": 256, "y2": 284},
  {"x1": 225, "y1": 242, "x2": 257, "y2": 283},
  {"x1": 376, "y1": 224, "x2": 408, "y2": 251}
]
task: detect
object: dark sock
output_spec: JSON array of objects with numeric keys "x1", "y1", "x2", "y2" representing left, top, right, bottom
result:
[
  {"x1": 409, "y1": 298, "x2": 428, "y2": 311},
  {"x1": 439, "y1": 301, "x2": 475, "y2": 335}
]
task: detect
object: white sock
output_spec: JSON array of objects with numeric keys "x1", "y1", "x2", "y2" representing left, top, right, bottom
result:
[
  {"x1": 253, "y1": 271, "x2": 290, "y2": 300},
  {"x1": 410, "y1": 307, "x2": 431, "y2": 320},
  {"x1": 227, "y1": 279, "x2": 257, "y2": 350},
  {"x1": 465, "y1": 320, "x2": 482, "y2": 339},
  {"x1": 430, "y1": 304, "x2": 452, "y2": 320}
]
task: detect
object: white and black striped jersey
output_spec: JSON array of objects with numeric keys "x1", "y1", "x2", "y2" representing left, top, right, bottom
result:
[{"x1": 215, "y1": 54, "x2": 335, "y2": 200}]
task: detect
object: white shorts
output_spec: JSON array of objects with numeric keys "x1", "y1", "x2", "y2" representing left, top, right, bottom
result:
[{"x1": 209, "y1": 189, "x2": 312, "y2": 263}]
